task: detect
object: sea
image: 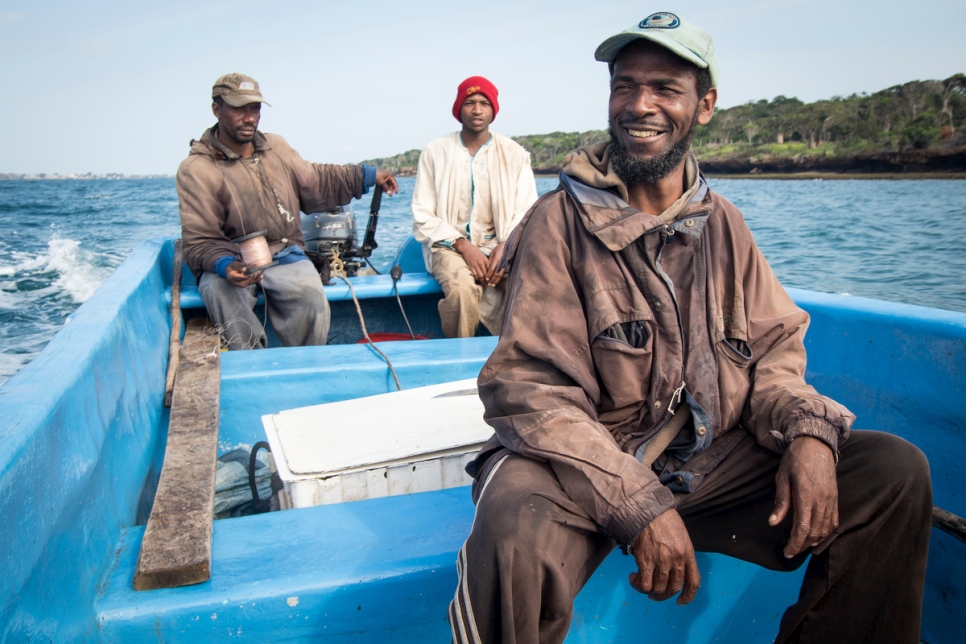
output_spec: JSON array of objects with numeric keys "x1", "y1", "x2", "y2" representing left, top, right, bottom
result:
[{"x1": 2, "y1": 176, "x2": 965, "y2": 388}]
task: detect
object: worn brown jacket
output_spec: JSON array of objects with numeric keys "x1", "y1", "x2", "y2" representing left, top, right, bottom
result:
[
  {"x1": 176, "y1": 127, "x2": 365, "y2": 277},
  {"x1": 473, "y1": 144, "x2": 854, "y2": 549}
]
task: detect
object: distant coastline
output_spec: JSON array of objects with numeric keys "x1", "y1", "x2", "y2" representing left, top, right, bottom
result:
[
  {"x1": 0, "y1": 173, "x2": 172, "y2": 180},
  {"x1": 364, "y1": 73, "x2": 966, "y2": 179},
  {"x1": 367, "y1": 149, "x2": 966, "y2": 180},
  {"x1": 4, "y1": 170, "x2": 962, "y2": 182},
  {"x1": 703, "y1": 171, "x2": 966, "y2": 180},
  {"x1": 8, "y1": 74, "x2": 965, "y2": 181},
  {"x1": 365, "y1": 142, "x2": 966, "y2": 179}
]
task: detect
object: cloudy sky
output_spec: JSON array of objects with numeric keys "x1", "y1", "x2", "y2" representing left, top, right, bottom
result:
[{"x1": 1, "y1": 0, "x2": 964, "y2": 175}]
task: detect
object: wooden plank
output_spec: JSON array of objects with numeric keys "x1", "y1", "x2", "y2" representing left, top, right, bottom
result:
[
  {"x1": 163, "y1": 238, "x2": 183, "y2": 408},
  {"x1": 134, "y1": 317, "x2": 221, "y2": 590},
  {"x1": 934, "y1": 506, "x2": 966, "y2": 545}
]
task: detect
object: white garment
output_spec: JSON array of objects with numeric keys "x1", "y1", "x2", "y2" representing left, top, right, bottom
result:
[{"x1": 411, "y1": 131, "x2": 538, "y2": 271}]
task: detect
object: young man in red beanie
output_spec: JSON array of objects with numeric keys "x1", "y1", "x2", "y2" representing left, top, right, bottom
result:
[{"x1": 412, "y1": 76, "x2": 538, "y2": 338}]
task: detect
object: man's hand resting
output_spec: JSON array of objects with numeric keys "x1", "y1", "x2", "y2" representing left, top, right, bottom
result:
[
  {"x1": 454, "y1": 238, "x2": 489, "y2": 282},
  {"x1": 630, "y1": 509, "x2": 701, "y2": 605},
  {"x1": 483, "y1": 241, "x2": 506, "y2": 287},
  {"x1": 226, "y1": 260, "x2": 262, "y2": 287},
  {"x1": 770, "y1": 435, "x2": 839, "y2": 559}
]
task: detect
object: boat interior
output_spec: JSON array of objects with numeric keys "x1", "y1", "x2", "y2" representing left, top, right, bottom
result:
[{"x1": 0, "y1": 237, "x2": 963, "y2": 641}]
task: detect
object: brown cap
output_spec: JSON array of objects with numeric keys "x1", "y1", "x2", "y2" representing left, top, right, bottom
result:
[{"x1": 211, "y1": 72, "x2": 271, "y2": 107}]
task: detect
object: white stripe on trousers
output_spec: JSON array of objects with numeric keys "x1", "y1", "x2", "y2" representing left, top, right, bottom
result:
[{"x1": 449, "y1": 454, "x2": 510, "y2": 644}]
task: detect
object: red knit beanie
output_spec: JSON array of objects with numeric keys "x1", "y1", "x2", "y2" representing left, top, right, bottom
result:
[{"x1": 452, "y1": 76, "x2": 499, "y2": 123}]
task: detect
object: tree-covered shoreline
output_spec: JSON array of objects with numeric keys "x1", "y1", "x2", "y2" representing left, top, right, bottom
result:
[{"x1": 362, "y1": 74, "x2": 966, "y2": 177}]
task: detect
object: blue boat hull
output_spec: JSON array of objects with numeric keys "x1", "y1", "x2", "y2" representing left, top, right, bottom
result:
[{"x1": 0, "y1": 238, "x2": 962, "y2": 642}]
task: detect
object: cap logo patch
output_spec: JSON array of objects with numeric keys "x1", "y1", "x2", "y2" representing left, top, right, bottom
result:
[
  {"x1": 466, "y1": 85, "x2": 481, "y2": 95},
  {"x1": 639, "y1": 12, "x2": 680, "y2": 29},
  {"x1": 239, "y1": 81, "x2": 255, "y2": 90}
]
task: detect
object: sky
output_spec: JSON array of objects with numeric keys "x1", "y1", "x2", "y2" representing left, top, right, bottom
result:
[{"x1": 1, "y1": 0, "x2": 964, "y2": 176}]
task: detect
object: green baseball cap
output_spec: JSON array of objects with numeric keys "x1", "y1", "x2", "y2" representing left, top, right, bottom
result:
[
  {"x1": 595, "y1": 12, "x2": 718, "y2": 88},
  {"x1": 211, "y1": 72, "x2": 271, "y2": 107}
]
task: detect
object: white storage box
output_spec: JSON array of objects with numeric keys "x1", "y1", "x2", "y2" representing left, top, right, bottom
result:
[{"x1": 261, "y1": 379, "x2": 493, "y2": 508}]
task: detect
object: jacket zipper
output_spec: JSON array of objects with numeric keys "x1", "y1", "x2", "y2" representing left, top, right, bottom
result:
[{"x1": 657, "y1": 224, "x2": 688, "y2": 417}]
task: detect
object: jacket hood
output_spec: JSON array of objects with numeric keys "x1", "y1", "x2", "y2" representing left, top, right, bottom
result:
[
  {"x1": 557, "y1": 142, "x2": 707, "y2": 251},
  {"x1": 188, "y1": 126, "x2": 270, "y2": 160},
  {"x1": 561, "y1": 142, "x2": 631, "y2": 203}
]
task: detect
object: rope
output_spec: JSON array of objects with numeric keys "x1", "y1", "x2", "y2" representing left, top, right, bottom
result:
[
  {"x1": 328, "y1": 249, "x2": 345, "y2": 279},
  {"x1": 334, "y1": 275, "x2": 402, "y2": 391},
  {"x1": 391, "y1": 266, "x2": 416, "y2": 340}
]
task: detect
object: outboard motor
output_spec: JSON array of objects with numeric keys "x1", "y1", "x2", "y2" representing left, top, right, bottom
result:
[{"x1": 301, "y1": 187, "x2": 382, "y2": 278}]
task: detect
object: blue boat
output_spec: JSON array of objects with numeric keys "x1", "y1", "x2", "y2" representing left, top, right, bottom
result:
[{"x1": 0, "y1": 235, "x2": 963, "y2": 642}]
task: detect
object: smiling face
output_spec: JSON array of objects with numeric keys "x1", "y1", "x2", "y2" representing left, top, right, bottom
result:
[
  {"x1": 607, "y1": 40, "x2": 716, "y2": 185},
  {"x1": 460, "y1": 93, "x2": 494, "y2": 136},
  {"x1": 212, "y1": 100, "x2": 261, "y2": 154}
]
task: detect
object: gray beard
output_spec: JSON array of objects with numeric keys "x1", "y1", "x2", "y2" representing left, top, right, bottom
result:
[{"x1": 608, "y1": 115, "x2": 697, "y2": 185}]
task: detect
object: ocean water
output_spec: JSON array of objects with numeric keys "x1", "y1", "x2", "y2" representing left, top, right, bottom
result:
[{"x1": 1, "y1": 176, "x2": 965, "y2": 387}]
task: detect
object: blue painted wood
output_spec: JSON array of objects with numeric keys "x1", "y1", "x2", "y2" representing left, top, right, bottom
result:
[
  {"x1": 95, "y1": 487, "x2": 804, "y2": 643},
  {"x1": 97, "y1": 488, "x2": 474, "y2": 641},
  {"x1": 0, "y1": 237, "x2": 963, "y2": 642},
  {"x1": 217, "y1": 338, "x2": 498, "y2": 451},
  {"x1": 0, "y1": 239, "x2": 172, "y2": 640},
  {"x1": 786, "y1": 288, "x2": 966, "y2": 643},
  {"x1": 176, "y1": 274, "x2": 444, "y2": 311}
]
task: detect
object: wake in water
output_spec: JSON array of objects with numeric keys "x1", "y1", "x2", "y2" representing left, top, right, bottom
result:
[
  {"x1": 0, "y1": 234, "x2": 113, "y2": 385},
  {"x1": 46, "y1": 236, "x2": 113, "y2": 302},
  {"x1": 3, "y1": 176, "x2": 966, "y2": 388},
  {"x1": 0, "y1": 234, "x2": 111, "y2": 303}
]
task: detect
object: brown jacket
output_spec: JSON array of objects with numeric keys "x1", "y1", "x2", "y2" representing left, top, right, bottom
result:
[
  {"x1": 176, "y1": 127, "x2": 365, "y2": 277},
  {"x1": 473, "y1": 144, "x2": 854, "y2": 549}
]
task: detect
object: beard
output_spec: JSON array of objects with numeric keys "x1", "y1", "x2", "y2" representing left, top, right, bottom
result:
[{"x1": 609, "y1": 110, "x2": 699, "y2": 185}]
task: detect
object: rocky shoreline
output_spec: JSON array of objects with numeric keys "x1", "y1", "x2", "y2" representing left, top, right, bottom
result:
[
  {"x1": 697, "y1": 147, "x2": 966, "y2": 176},
  {"x1": 374, "y1": 147, "x2": 966, "y2": 180},
  {"x1": 363, "y1": 133, "x2": 966, "y2": 179}
]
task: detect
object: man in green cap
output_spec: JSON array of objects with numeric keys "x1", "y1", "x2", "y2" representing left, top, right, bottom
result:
[
  {"x1": 177, "y1": 72, "x2": 397, "y2": 349},
  {"x1": 449, "y1": 13, "x2": 931, "y2": 644}
]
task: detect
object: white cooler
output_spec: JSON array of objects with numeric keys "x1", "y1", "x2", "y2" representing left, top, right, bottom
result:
[{"x1": 261, "y1": 379, "x2": 493, "y2": 508}]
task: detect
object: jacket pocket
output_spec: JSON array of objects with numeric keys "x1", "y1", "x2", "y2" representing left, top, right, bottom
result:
[
  {"x1": 590, "y1": 320, "x2": 654, "y2": 410},
  {"x1": 715, "y1": 336, "x2": 753, "y2": 430},
  {"x1": 719, "y1": 337, "x2": 752, "y2": 364}
]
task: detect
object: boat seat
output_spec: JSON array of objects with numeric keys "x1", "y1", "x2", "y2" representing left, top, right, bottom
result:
[
  {"x1": 96, "y1": 488, "x2": 475, "y2": 641},
  {"x1": 173, "y1": 272, "x2": 444, "y2": 311},
  {"x1": 96, "y1": 485, "x2": 806, "y2": 641}
]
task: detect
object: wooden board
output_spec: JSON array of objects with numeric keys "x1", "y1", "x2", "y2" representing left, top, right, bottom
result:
[{"x1": 134, "y1": 317, "x2": 221, "y2": 590}]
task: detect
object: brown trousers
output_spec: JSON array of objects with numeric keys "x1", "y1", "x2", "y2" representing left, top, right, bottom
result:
[
  {"x1": 430, "y1": 248, "x2": 505, "y2": 338},
  {"x1": 449, "y1": 430, "x2": 932, "y2": 644}
]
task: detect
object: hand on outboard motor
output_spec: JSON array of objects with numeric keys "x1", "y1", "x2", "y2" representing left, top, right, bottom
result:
[{"x1": 375, "y1": 170, "x2": 398, "y2": 196}]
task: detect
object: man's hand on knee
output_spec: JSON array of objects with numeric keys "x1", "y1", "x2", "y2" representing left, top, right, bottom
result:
[
  {"x1": 483, "y1": 241, "x2": 506, "y2": 287},
  {"x1": 770, "y1": 435, "x2": 839, "y2": 559},
  {"x1": 629, "y1": 509, "x2": 701, "y2": 605},
  {"x1": 226, "y1": 260, "x2": 262, "y2": 287},
  {"x1": 453, "y1": 238, "x2": 489, "y2": 282}
]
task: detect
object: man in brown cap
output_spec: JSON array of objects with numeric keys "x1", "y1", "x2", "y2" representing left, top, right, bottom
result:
[
  {"x1": 449, "y1": 13, "x2": 931, "y2": 644},
  {"x1": 177, "y1": 72, "x2": 397, "y2": 349}
]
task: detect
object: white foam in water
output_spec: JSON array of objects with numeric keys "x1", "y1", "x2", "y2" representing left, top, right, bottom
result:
[
  {"x1": 0, "y1": 282, "x2": 29, "y2": 310},
  {"x1": 45, "y1": 237, "x2": 112, "y2": 303},
  {"x1": 0, "y1": 352, "x2": 31, "y2": 383},
  {"x1": 0, "y1": 249, "x2": 48, "y2": 278}
]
